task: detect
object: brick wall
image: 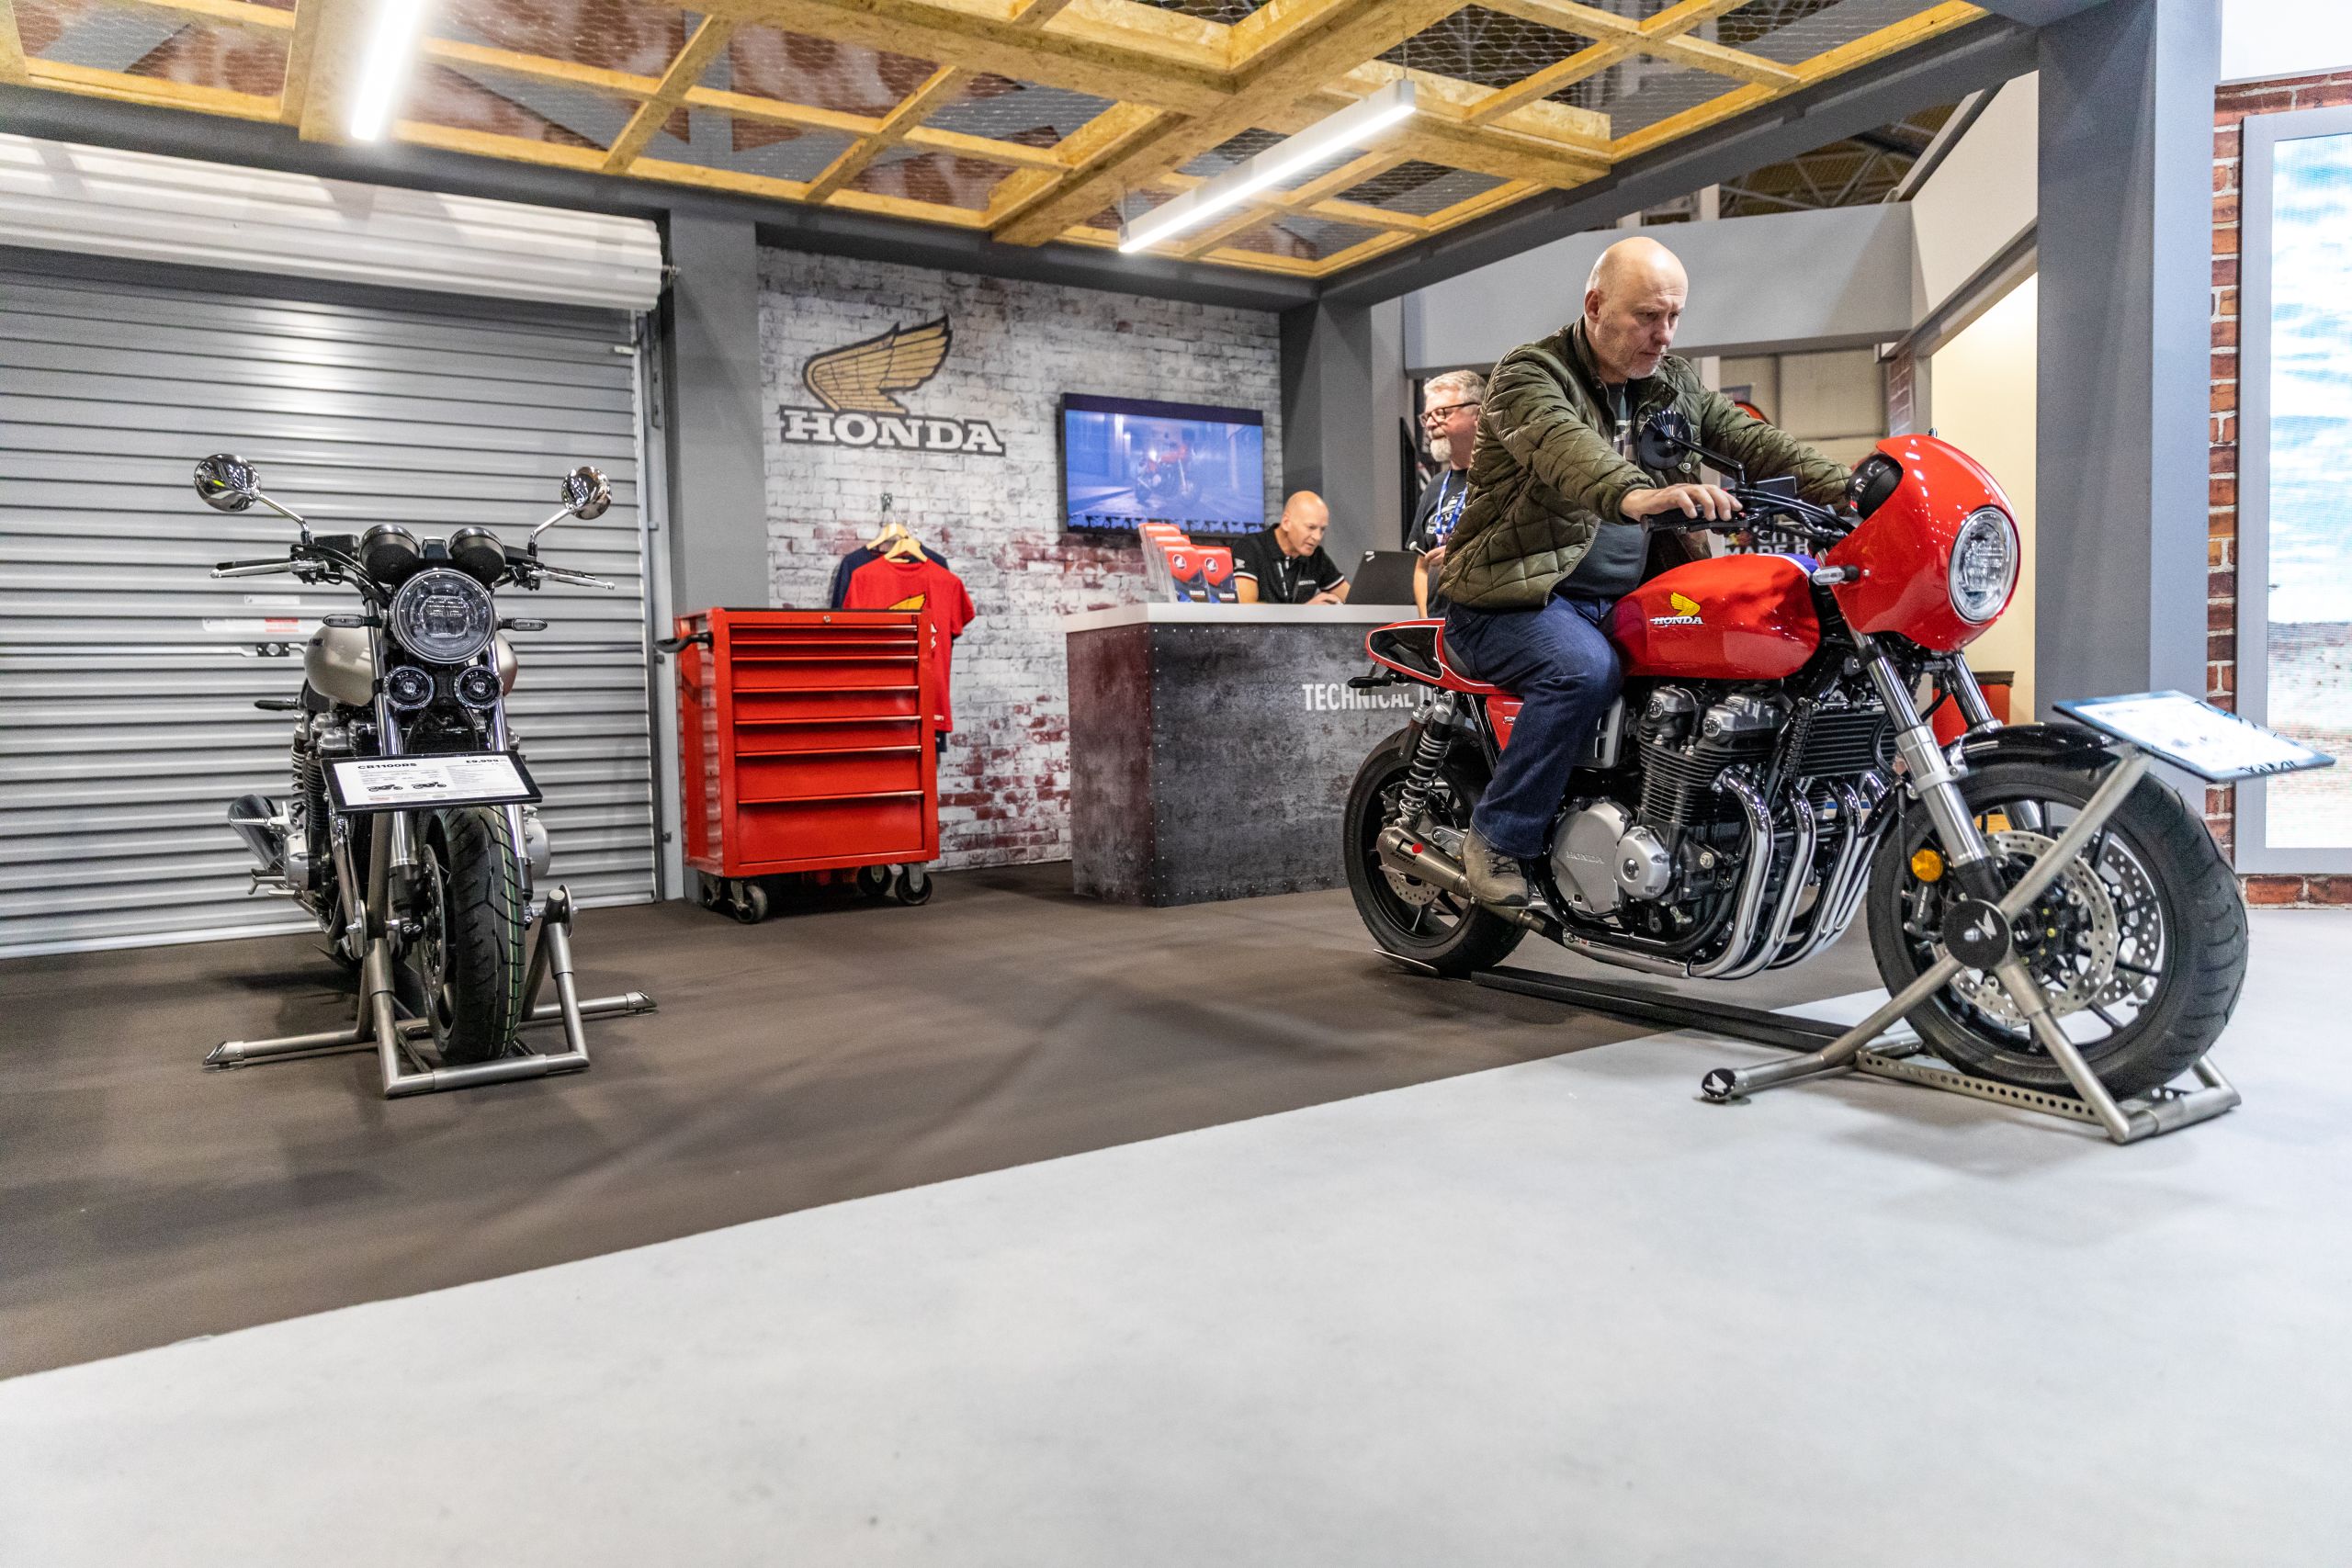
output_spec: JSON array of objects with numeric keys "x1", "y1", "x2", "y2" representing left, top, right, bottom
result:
[
  {"x1": 2211, "y1": 71, "x2": 2352, "y2": 907},
  {"x1": 758, "y1": 248, "x2": 1283, "y2": 869}
]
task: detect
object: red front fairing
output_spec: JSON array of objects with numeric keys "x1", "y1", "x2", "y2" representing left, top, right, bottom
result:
[
  {"x1": 1823, "y1": 434, "x2": 2017, "y2": 651},
  {"x1": 1607, "y1": 554, "x2": 1821, "y2": 680}
]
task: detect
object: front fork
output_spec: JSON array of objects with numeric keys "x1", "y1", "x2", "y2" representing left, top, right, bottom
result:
[{"x1": 1859, "y1": 638, "x2": 2005, "y2": 903}]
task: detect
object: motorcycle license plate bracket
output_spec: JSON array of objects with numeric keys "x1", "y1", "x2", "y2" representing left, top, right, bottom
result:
[{"x1": 325, "y1": 751, "x2": 543, "y2": 813}]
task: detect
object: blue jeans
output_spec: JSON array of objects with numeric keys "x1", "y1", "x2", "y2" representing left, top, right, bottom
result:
[{"x1": 1442, "y1": 594, "x2": 1623, "y2": 861}]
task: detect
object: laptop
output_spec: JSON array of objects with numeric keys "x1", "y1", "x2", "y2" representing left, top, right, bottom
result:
[{"x1": 1351, "y1": 549, "x2": 1421, "y2": 608}]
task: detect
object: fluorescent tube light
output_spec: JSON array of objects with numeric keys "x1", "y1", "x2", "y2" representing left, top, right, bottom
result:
[
  {"x1": 348, "y1": 0, "x2": 429, "y2": 142},
  {"x1": 1118, "y1": 81, "x2": 1417, "y2": 254}
]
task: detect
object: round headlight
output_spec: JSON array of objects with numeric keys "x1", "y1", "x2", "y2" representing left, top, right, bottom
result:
[
  {"x1": 1948, "y1": 506, "x2": 2018, "y2": 625},
  {"x1": 389, "y1": 568, "x2": 497, "y2": 665}
]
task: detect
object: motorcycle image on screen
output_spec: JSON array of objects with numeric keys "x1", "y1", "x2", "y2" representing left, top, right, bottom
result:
[
  {"x1": 1346, "y1": 412, "x2": 2248, "y2": 1117},
  {"x1": 198, "y1": 455, "x2": 654, "y2": 1096}
]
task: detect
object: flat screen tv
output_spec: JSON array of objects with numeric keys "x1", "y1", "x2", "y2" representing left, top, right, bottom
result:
[{"x1": 1060, "y1": 393, "x2": 1266, "y2": 536}]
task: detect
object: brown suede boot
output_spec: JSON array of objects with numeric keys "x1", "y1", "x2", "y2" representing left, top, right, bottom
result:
[{"x1": 1461, "y1": 828, "x2": 1530, "y2": 910}]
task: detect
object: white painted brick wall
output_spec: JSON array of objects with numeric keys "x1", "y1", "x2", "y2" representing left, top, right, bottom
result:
[{"x1": 759, "y1": 247, "x2": 1283, "y2": 868}]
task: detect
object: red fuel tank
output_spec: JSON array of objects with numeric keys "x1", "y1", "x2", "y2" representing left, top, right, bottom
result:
[{"x1": 1607, "y1": 555, "x2": 1821, "y2": 680}]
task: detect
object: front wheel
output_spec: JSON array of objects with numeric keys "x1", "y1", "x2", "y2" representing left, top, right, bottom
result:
[
  {"x1": 406, "y1": 807, "x2": 527, "y2": 1066},
  {"x1": 1343, "y1": 726, "x2": 1524, "y2": 976},
  {"x1": 1865, "y1": 760, "x2": 2247, "y2": 1100}
]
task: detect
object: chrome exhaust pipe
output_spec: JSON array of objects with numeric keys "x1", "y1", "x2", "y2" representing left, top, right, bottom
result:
[
  {"x1": 228, "y1": 794, "x2": 287, "y2": 873},
  {"x1": 1375, "y1": 825, "x2": 1689, "y2": 975}
]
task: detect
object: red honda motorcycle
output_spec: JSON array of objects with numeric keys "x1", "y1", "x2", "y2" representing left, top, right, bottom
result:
[{"x1": 1345, "y1": 412, "x2": 2246, "y2": 1100}]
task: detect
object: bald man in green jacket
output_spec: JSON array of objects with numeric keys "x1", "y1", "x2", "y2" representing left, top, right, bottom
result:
[{"x1": 1437, "y1": 236, "x2": 1849, "y2": 909}]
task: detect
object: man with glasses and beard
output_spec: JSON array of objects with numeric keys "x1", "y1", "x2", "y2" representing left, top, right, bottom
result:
[{"x1": 1408, "y1": 368, "x2": 1486, "y2": 615}]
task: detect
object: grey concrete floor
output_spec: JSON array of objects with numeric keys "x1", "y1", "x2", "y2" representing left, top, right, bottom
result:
[
  {"x1": 0, "y1": 909, "x2": 2345, "y2": 1565},
  {"x1": 0, "y1": 863, "x2": 1874, "y2": 1376}
]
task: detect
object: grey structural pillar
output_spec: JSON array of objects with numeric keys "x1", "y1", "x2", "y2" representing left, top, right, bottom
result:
[
  {"x1": 2033, "y1": 0, "x2": 2220, "y2": 713},
  {"x1": 1280, "y1": 297, "x2": 1407, "y2": 570},
  {"x1": 662, "y1": 215, "x2": 773, "y2": 614}
]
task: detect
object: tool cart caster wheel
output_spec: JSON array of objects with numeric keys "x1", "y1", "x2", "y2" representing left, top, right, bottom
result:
[
  {"x1": 889, "y1": 864, "x2": 933, "y2": 907},
  {"x1": 855, "y1": 863, "x2": 895, "y2": 902},
  {"x1": 731, "y1": 880, "x2": 769, "y2": 924},
  {"x1": 696, "y1": 874, "x2": 720, "y2": 911}
]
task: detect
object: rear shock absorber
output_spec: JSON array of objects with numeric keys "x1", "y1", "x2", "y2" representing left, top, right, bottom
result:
[{"x1": 1392, "y1": 691, "x2": 1458, "y2": 828}]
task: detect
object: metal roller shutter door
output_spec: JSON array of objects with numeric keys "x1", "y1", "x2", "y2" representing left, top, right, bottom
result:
[{"x1": 0, "y1": 264, "x2": 658, "y2": 959}]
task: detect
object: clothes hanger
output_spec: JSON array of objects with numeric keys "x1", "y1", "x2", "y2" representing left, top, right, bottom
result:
[{"x1": 865, "y1": 492, "x2": 910, "y2": 554}]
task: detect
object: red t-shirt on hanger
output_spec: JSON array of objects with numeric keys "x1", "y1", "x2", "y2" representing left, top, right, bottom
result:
[{"x1": 842, "y1": 554, "x2": 978, "y2": 732}]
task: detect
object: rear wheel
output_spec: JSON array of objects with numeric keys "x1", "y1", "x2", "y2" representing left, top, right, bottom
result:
[
  {"x1": 1344, "y1": 727, "x2": 1524, "y2": 976},
  {"x1": 407, "y1": 807, "x2": 527, "y2": 1065},
  {"x1": 1865, "y1": 761, "x2": 2247, "y2": 1100}
]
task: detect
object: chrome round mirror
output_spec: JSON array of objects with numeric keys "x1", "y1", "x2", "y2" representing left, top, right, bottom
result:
[
  {"x1": 194, "y1": 453, "x2": 259, "y2": 513},
  {"x1": 560, "y1": 466, "x2": 611, "y2": 521}
]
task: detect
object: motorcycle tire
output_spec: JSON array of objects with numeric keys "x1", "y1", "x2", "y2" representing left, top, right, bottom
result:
[
  {"x1": 1344, "y1": 727, "x2": 1524, "y2": 977},
  {"x1": 411, "y1": 806, "x2": 527, "y2": 1066},
  {"x1": 1865, "y1": 760, "x2": 2247, "y2": 1101}
]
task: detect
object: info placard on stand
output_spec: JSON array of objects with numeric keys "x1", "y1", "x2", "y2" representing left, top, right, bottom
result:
[
  {"x1": 326, "y1": 752, "x2": 542, "y2": 813},
  {"x1": 2052, "y1": 691, "x2": 2335, "y2": 782}
]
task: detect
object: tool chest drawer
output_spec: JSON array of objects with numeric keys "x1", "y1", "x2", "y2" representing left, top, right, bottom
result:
[{"x1": 674, "y1": 608, "x2": 938, "y2": 876}]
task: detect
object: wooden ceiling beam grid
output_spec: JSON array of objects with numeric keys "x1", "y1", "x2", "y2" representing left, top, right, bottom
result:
[
  {"x1": 1610, "y1": 1, "x2": 1985, "y2": 160},
  {"x1": 990, "y1": 0, "x2": 1470, "y2": 246},
  {"x1": 602, "y1": 15, "x2": 736, "y2": 173},
  {"x1": 2, "y1": 0, "x2": 27, "y2": 86},
  {"x1": 803, "y1": 63, "x2": 973, "y2": 200}
]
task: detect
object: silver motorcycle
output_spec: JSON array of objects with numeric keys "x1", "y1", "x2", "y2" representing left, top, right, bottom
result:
[{"x1": 200, "y1": 454, "x2": 618, "y2": 1067}]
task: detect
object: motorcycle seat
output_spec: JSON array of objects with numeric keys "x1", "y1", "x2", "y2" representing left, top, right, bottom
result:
[{"x1": 1432, "y1": 625, "x2": 1512, "y2": 698}]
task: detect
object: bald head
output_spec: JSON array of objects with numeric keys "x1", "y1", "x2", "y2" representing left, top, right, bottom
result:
[
  {"x1": 1582, "y1": 235, "x2": 1688, "y2": 384},
  {"x1": 1276, "y1": 490, "x2": 1329, "y2": 555}
]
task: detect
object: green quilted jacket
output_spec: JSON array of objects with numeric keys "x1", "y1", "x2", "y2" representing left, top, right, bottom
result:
[{"x1": 1436, "y1": 321, "x2": 1850, "y2": 610}]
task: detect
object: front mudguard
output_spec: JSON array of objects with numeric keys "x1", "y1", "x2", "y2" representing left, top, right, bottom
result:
[{"x1": 1951, "y1": 720, "x2": 2117, "y2": 777}]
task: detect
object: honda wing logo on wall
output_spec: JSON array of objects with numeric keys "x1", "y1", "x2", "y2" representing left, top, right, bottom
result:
[{"x1": 779, "y1": 317, "x2": 1005, "y2": 457}]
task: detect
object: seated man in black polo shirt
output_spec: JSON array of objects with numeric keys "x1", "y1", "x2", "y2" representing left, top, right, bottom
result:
[{"x1": 1232, "y1": 491, "x2": 1350, "y2": 604}]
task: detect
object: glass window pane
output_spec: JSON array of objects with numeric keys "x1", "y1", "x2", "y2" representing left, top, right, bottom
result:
[{"x1": 2265, "y1": 134, "x2": 2352, "y2": 847}]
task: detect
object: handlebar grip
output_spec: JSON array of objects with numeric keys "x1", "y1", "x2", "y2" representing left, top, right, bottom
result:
[{"x1": 211, "y1": 559, "x2": 296, "y2": 578}]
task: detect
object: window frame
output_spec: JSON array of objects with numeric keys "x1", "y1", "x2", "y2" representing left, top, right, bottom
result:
[{"x1": 2233, "y1": 104, "x2": 2352, "y2": 874}]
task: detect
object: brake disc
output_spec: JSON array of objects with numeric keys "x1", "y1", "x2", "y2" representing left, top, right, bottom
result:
[
  {"x1": 2090, "y1": 835, "x2": 2165, "y2": 1010},
  {"x1": 1946, "y1": 829, "x2": 2120, "y2": 1024}
]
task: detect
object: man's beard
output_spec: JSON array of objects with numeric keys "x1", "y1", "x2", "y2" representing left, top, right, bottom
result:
[{"x1": 1426, "y1": 434, "x2": 1453, "y2": 464}]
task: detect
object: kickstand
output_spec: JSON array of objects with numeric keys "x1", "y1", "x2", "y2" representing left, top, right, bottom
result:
[{"x1": 206, "y1": 886, "x2": 656, "y2": 1098}]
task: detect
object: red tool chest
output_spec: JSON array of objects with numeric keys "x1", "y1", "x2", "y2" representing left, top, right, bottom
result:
[{"x1": 674, "y1": 608, "x2": 938, "y2": 908}]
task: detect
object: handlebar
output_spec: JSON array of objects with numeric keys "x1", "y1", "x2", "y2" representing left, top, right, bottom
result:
[
  {"x1": 211, "y1": 559, "x2": 298, "y2": 579},
  {"x1": 1651, "y1": 487, "x2": 1854, "y2": 545},
  {"x1": 535, "y1": 564, "x2": 616, "y2": 590}
]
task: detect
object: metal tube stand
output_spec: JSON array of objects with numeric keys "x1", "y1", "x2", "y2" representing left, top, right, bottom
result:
[
  {"x1": 206, "y1": 886, "x2": 656, "y2": 1098},
  {"x1": 1693, "y1": 749, "x2": 2240, "y2": 1145}
]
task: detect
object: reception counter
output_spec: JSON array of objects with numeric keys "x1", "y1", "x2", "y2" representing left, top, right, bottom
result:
[{"x1": 1064, "y1": 602, "x2": 1423, "y2": 906}]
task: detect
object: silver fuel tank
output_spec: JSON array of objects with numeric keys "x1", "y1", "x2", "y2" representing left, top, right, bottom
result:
[{"x1": 304, "y1": 626, "x2": 517, "y2": 708}]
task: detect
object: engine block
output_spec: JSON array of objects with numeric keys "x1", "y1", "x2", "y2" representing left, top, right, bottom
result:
[{"x1": 1634, "y1": 685, "x2": 1786, "y2": 834}]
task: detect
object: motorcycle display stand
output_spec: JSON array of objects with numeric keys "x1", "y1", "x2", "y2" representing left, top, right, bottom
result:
[
  {"x1": 206, "y1": 886, "x2": 656, "y2": 1099},
  {"x1": 1458, "y1": 747, "x2": 2240, "y2": 1145}
]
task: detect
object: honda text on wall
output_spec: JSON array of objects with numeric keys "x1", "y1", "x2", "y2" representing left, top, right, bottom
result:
[
  {"x1": 1345, "y1": 412, "x2": 2248, "y2": 1104},
  {"x1": 776, "y1": 317, "x2": 1004, "y2": 456}
]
